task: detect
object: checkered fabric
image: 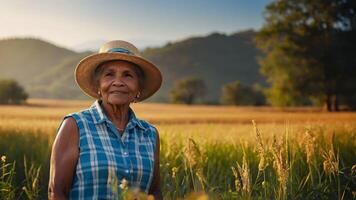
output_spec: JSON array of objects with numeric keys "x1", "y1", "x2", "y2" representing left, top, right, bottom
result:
[{"x1": 61, "y1": 100, "x2": 157, "y2": 199}]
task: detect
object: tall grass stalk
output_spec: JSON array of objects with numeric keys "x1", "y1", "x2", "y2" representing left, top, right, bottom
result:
[
  {"x1": 22, "y1": 156, "x2": 41, "y2": 200},
  {"x1": 1, "y1": 121, "x2": 356, "y2": 199}
]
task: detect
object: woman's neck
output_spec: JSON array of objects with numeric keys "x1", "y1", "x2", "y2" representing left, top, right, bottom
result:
[{"x1": 100, "y1": 100, "x2": 130, "y2": 130}]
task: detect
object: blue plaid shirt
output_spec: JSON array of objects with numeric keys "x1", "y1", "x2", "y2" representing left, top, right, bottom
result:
[{"x1": 62, "y1": 100, "x2": 157, "y2": 199}]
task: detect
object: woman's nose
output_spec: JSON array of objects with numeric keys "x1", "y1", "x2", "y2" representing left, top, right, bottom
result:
[{"x1": 112, "y1": 76, "x2": 125, "y2": 86}]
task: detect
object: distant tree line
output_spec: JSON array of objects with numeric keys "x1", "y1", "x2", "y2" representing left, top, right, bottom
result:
[
  {"x1": 220, "y1": 81, "x2": 266, "y2": 106},
  {"x1": 169, "y1": 76, "x2": 266, "y2": 106},
  {"x1": 0, "y1": 79, "x2": 28, "y2": 104},
  {"x1": 170, "y1": 76, "x2": 206, "y2": 105}
]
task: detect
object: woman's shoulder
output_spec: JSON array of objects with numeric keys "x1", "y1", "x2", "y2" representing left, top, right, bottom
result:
[
  {"x1": 135, "y1": 118, "x2": 158, "y2": 134},
  {"x1": 136, "y1": 118, "x2": 158, "y2": 136},
  {"x1": 135, "y1": 118, "x2": 159, "y2": 146},
  {"x1": 64, "y1": 108, "x2": 93, "y2": 121}
]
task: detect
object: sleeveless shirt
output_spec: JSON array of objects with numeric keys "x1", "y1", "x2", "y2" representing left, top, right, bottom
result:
[{"x1": 60, "y1": 100, "x2": 157, "y2": 199}]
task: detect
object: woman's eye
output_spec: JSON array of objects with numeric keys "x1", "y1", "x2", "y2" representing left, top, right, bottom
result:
[
  {"x1": 125, "y1": 73, "x2": 133, "y2": 77},
  {"x1": 104, "y1": 72, "x2": 113, "y2": 77}
]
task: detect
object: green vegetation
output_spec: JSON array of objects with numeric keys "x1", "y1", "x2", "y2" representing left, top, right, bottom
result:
[
  {"x1": 256, "y1": 0, "x2": 356, "y2": 111},
  {"x1": 0, "y1": 38, "x2": 91, "y2": 100},
  {"x1": 1, "y1": 99, "x2": 356, "y2": 199},
  {"x1": 28, "y1": 52, "x2": 92, "y2": 99},
  {"x1": 170, "y1": 76, "x2": 206, "y2": 104},
  {"x1": 0, "y1": 38, "x2": 74, "y2": 83},
  {"x1": 144, "y1": 30, "x2": 264, "y2": 103},
  {"x1": 0, "y1": 130, "x2": 51, "y2": 200},
  {"x1": 1, "y1": 122, "x2": 355, "y2": 199},
  {"x1": 0, "y1": 79, "x2": 28, "y2": 104},
  {"x1": 220, "y1": 81, "x2": 266, "y2": 106}
]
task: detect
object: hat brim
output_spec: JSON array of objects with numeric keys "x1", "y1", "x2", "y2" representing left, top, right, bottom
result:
[{"x1": 75, "y1": 52, "x2": 162, "y2": 101}]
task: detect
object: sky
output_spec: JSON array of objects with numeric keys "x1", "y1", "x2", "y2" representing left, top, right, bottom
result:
[{"x1": 0, "y1": 0, "x2": 273, "y2": 51}]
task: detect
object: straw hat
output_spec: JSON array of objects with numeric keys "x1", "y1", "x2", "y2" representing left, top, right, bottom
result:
[{"x1": 75, "y1": 40, "x2": 162, "y2": 101}]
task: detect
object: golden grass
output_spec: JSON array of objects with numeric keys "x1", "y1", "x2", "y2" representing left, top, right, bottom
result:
[
  {"x1": 1, "y1": 99, "x2": 355, "y2": 199},
  {"x1": 2, "y1": 99, "x2": 356, "y2": 124},
  {"x1": 1, "y1": 98, "x2": 355, "y2": 143}
]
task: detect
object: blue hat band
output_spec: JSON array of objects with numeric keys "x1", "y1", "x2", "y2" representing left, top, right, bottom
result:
[{"x1": 107, "y1": 48, "x2": 134, "y2": 55}]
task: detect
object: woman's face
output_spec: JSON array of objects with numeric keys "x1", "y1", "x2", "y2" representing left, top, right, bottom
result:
[{"x1": 98, "y1": 60, "x2": 140, "y2": 106}]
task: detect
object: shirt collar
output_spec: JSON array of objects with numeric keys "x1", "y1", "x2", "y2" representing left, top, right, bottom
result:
[{"x1": 90, "y1": 100, "x2": 147, "y2": 131}]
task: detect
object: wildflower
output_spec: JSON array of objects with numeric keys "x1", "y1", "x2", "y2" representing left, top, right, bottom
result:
[
  {"x1": 172, "y1": 167, "x2": 178, "y2": 179},
  {"x1": 107, "y1": 167, "x2": 119, "y2": 196},
  {"x1": 119, "y1": 178, "x2": 128, "y2": 190},
  {"x1": 1, "y1": 155, "x2": 6, "y2": 163},
  {"x1": 262, "y1": 181, "x2": 266, "y2": 188}
]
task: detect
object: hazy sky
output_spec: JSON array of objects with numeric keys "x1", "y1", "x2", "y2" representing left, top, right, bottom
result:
[{"x1": 0, "y1": 0, "x2": 272, "y2": 50}]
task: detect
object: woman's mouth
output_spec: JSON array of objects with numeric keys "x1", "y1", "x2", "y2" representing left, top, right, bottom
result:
[{"x1": 110, "y1": 91, "x2": 128, "y2": 94}]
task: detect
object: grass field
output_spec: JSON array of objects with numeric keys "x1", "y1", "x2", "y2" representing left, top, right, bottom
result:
[{"x1": 0, "y1": 99, "x2": 355, "y2": 199}]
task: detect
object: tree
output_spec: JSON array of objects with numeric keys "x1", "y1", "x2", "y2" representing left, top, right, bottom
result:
[
  {"x1": 170, "y1": 76, "x2": 206, "y2": 104},
  {"x1": 0, "y1": 79, "x2": 28, "y2": 104},
  {"x1": 220, "y1": 81, "x2": 266, "y2": 106},
  {"x1": 256, "y1": 0, "x2": 356, "y2": 111}
]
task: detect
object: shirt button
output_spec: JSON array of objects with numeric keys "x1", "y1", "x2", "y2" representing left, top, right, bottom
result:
[
  {"x1": 123, "y1": 152, "x2": 128, "y2": 155},
  {"x1": 125, "y1": 170, "x2": 129, "y2": 173}
]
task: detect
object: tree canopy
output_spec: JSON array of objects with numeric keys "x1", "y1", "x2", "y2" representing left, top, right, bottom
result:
[
  {"x1": 170, "y1": 76, "x2": 206, "y2": 105},
  {"x1": 0, "y1": 79, "x2": 28, "y2": 104},
  {"x1": 256, "y1": 0, "x2": 356, "y2": 111},
  {"x1": 220, "y1": 81, "x2": 266, "y2": 106}
]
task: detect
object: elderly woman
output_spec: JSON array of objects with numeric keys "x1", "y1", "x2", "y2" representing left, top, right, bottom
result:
[{"x1": 48, "y1": 40, "x2": 163, "y2": 199}]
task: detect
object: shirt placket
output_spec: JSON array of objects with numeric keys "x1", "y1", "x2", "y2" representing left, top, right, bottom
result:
[
  {"x1": 106, "y1": 121, "x2": 133, "y2": 184},
  {"x1": 121, "y1": 129, "x2": 134, "y2": 184}
]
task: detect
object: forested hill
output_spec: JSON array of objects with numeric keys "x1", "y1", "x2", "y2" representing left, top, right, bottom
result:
[
  {"x1": 142, "y1": 30, "x2": 264, "y2": 102},
  {"x1": 0, "y1": 38, "x2": 75, "y2": 83},
  {"x1": 0, "y1": 30, "x2": 265, "y2": 102},
  {"x1": 0, "y1": 38, "x2": 92, "y2": 99}
]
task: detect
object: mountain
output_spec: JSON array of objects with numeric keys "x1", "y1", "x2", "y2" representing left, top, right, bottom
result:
[
  {"x1": 0, "y1": 38, "x2": 92, "y2": 99},
  {"x1": 0, "y1": 38, "x2": 75, "y2": 83},
  {"x1": 0, "y1": 30, "x2": 265, "y2": 102},
  {"x1": 142, "y1": 30, "x2": 265, "y2": 102},
  {"x1": 28, "y1": 52, "x2": 92, "y2": 99}
]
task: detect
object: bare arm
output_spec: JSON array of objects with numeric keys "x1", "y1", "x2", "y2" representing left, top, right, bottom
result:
[
  {"x1": 48, "y1": 117, "x2": 79, "y2": 200},
  {"x1": 148, "y1": 128, "x2": 162, "y2": 200}
]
